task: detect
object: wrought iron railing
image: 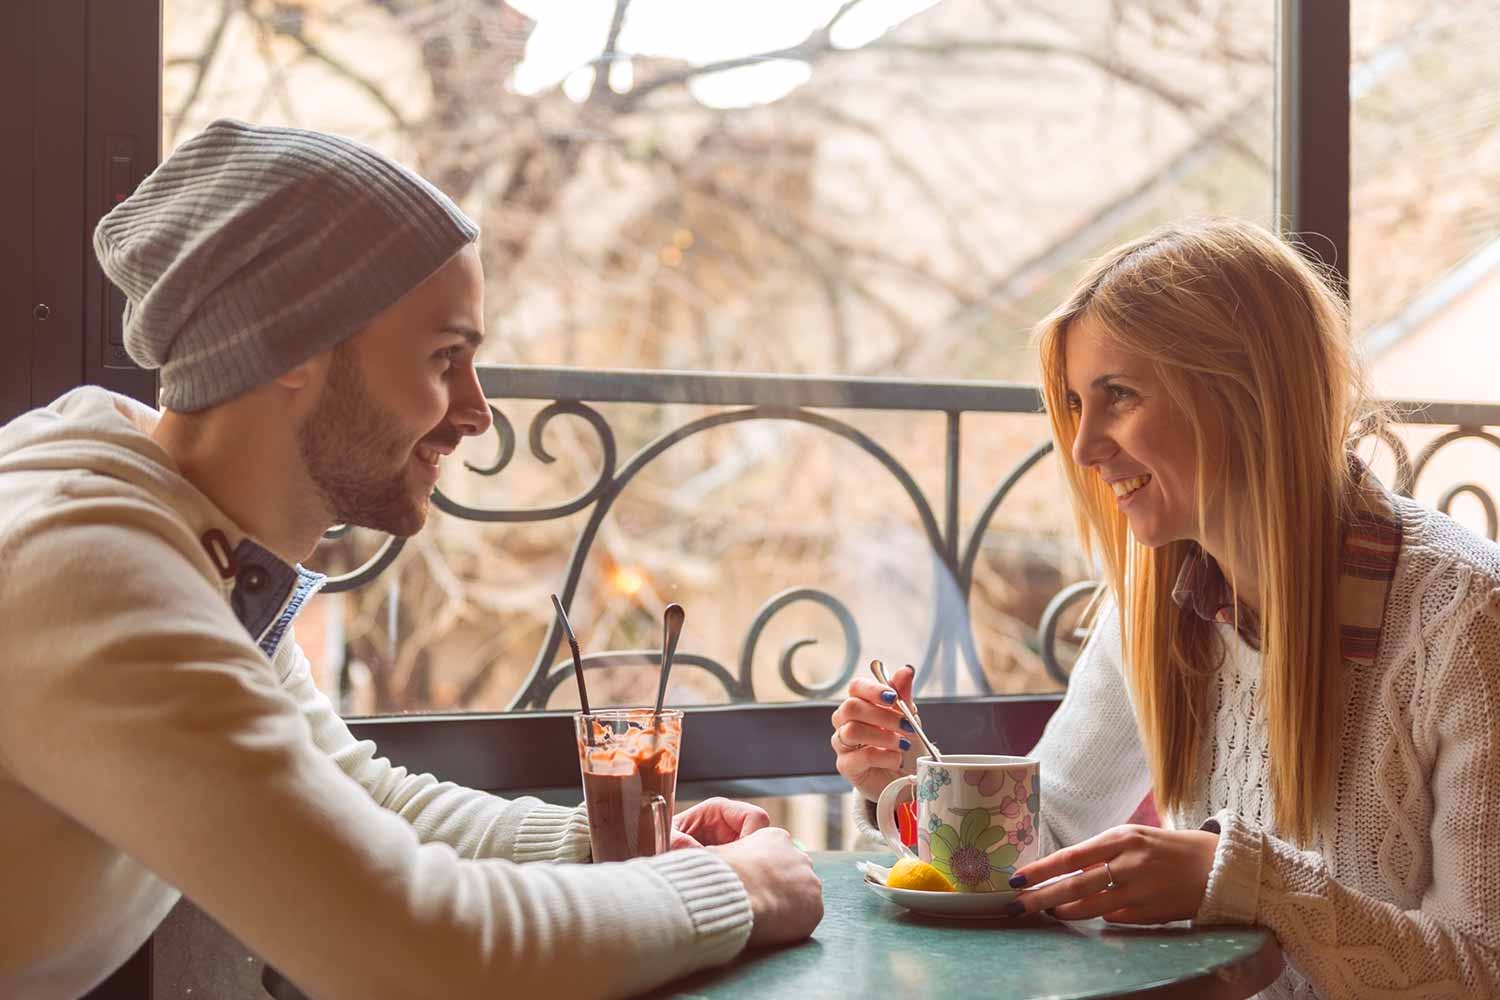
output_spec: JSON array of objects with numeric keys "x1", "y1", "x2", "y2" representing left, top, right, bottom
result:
[{"x1": 321, "y1": 367, "x2": 1500, "y2": 711}]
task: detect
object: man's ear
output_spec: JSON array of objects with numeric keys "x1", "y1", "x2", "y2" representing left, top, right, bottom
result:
[{"x1": 274, "y1": 349, "x2": 334, "y2": 392}]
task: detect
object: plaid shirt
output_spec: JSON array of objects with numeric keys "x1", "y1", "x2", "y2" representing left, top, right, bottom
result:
[{"x1": 1171, "y1": 462, "x2": 1403, "y2": 665}]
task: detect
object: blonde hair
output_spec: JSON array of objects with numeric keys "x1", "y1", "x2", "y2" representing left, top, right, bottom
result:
[{"x1": 1036, "y1": 218, "x2": 1369, "y2": 845}]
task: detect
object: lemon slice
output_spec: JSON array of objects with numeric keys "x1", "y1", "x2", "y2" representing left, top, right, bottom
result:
[{"x1": 885, "y1": 857, "x2": 955, "y2": 892}]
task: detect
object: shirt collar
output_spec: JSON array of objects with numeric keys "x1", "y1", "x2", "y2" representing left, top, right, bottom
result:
[
  {"x1": 1170, "y1": 459, "x2": 1402, "y2": 665},
  {"x1": 200, "y1": 528, "x2": 327, "y2": 657}
]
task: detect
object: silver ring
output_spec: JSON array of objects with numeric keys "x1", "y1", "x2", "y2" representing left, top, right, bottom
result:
[{"x1": 1102, "y1": 861, "x2": 1117, "y2": 891}]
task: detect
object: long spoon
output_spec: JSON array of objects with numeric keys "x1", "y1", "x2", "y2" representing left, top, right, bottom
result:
[
  {"x1": 870, "y1": 658, "x2": 943, "y2": 761},
  {"x1": 653, "y1": 603, "x2": 685, "y2": 716},
  {"x1": 551, "y1": 595, "x2": 593, "y2": 745}
]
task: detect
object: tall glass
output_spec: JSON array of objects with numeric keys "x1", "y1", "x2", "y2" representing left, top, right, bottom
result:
[{"x1": 573, "y1": 709, "x2": 682, "y2": 862}]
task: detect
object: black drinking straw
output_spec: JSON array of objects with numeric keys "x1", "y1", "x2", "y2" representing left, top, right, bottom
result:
[{"x1": 551, "y1": 594, "x2": 591, "y2": 722}]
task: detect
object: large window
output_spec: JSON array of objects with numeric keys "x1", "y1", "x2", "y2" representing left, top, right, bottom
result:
[
  {"x1": 1351, "y1": 2, "x2": 1500, "y2": 541},
  {"x1": 161, "y1": 0, "x2": 1280, "y2": 724}
]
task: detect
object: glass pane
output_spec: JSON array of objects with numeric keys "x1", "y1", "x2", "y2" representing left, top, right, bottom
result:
[
  {"x1": 162, "y1": 1, "x2": 1277, "y2": 716},
  {"x1": 1351, "y1": 2, "x2": 1500, "y2": 537}
]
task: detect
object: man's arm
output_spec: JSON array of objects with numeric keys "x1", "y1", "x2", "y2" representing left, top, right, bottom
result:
[
  {"x1": 272, "y1": 636, "x2": 591, "y2": 863},
  {"x1": 0, "y1": 501, "x2": 758, "y2": 1000}
]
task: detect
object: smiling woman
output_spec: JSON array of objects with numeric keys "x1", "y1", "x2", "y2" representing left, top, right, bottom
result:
[{"x1": 1012, "y1": 217, "x2": 1500, "y2": 998}]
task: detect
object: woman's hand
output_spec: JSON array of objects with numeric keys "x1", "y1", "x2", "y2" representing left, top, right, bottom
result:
[
  {"x1": 1005, "y1": 824, "x2": 1219, "y2": 924},
  {"x1": 830, "y1": 665, "x2": 916, "y2": 802}
]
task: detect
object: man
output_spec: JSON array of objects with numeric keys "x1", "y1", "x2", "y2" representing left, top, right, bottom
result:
[{"x1": 0, "y1": 119, "x2": 822, "y2": 1000}]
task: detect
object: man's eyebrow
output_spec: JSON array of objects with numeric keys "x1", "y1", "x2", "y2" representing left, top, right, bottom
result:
[{"x1": 441, "y1": 324, "x2": 484, "y2": 346}]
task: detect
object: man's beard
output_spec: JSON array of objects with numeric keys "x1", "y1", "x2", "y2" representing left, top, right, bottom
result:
[{"x1": 297, "y1": 346, "x2": 431, "y2": 538}]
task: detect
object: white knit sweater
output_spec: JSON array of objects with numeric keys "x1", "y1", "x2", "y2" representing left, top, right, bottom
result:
[
  {"x1": 857, "y1": 494, "x2": 1500, "y2": 997},
  {"x1": 0, "y1": 389, "x2": 752, "y2": 1000},
  {"x1": 1025, "y1": 494, "x2": 1500, "y2": 998}
]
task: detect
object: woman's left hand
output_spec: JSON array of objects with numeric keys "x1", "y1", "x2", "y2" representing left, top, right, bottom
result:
[{"x1": 1007, "y1": 824, "x2": 1219, "y2": 924}]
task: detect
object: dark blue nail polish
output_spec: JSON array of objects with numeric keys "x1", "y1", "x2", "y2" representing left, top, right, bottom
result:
[
  {"x1": 1004, "y1": 901, "x2": 1026, "y2": 918},
  {"x1": 880, "y1": 690, "x2": 896, "y2": 704},
  {"x1": 899, "y1": 738, "x2": 911, "y2": 751},
  {"x1": 1008, "y1": 873, "x2": 1028, "y2": 888},
  {"x1": 899, "y1": 718, "x2": 915, "y2": 732}
]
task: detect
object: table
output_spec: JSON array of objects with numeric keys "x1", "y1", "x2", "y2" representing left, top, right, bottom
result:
[
  {"x1": 644, "y1": 852, "x2": 1282, "y2": 1000},
  {"x1": 264, "y1": 851, "x2": 1282, "y2": 1000}
]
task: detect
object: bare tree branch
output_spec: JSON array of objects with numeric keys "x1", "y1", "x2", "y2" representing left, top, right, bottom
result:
[
  {"x1": 587, "y1": 0, "x2": 632, "y2": 104},
  {"x1": 166, "y1": 0, "x2": 235, "y2": 146}
]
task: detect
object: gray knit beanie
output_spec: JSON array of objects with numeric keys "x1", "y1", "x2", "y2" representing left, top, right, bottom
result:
[{"x1": 94, "y1": 118, "x2": 479, "y2": 411}]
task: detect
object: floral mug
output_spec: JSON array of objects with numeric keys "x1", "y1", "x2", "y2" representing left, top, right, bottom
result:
[{"x1": 876, "y1": 754, "x2": 1041, "y2": 893}]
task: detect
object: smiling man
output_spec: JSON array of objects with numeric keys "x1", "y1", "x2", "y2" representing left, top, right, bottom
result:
[{"x1": 0, "y1": 119, "x2": 820, "y2": 1000}]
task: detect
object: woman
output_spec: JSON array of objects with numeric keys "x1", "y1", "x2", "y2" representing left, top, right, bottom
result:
[{"x1": 831, "y1": 219, "x2": 1500, "y2": 998}]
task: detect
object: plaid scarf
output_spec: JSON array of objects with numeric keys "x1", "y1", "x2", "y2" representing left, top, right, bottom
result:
[{"x1": 1170, "y1": 461, "x2": 1403, "y2": 665}]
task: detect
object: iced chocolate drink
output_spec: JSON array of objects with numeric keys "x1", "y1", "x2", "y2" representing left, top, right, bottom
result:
[{"x1": 575, "y1": 709, "x2": 682, "y2": 862}]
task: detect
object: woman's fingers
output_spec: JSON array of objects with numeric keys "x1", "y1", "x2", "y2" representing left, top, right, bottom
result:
[
  {"x1": 830, "y1": 731, "x2": 903, "y2": 774},
  {"x1": 831, "y1": 696, "x2": 906, "y2": 733},
  {"x1": 1044, "y1": 879, "x2": 1131, "y2": 921},
  {"x1": 834, "y1": 720, "x2": 909, "y2": 753},
  {"x1": 846, "y1": 676, "x2": 912, "y2": 709},
  {"x1": 1012, "y1": 864, "x2": 1114, "y2": 915},
  {"x1": 1010, "y1": 825, "x2": 1144, "y2": 888}
]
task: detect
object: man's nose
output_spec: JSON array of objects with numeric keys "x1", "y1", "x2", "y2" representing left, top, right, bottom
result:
[{"x1": 450, "y1": 366, "x2": 493, "y2": 438}]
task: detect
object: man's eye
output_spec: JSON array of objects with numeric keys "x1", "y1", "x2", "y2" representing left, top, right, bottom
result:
[{"x1": 434, "y1": 346, "x2": 462, "y2": 365}]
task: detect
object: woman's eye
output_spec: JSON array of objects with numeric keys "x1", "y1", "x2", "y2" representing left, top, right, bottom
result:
[
  {"x1": 1107, "y1": 384, "x2": 1135, "y2": 404},
  {"x1": 1064, "y1": 394, "x2": 1082, "y2": 413}
]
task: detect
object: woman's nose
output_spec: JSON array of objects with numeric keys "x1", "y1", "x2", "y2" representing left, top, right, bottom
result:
[{"x1": 1071, "y1": 411, "x2": 1116, "y2": 469}]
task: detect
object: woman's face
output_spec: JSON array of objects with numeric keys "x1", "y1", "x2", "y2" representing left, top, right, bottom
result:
[{"x1": 1062, "y1": 315, "x2": 1207, "y2": 549}]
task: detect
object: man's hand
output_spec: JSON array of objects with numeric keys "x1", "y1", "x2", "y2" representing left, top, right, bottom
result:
[
  {"x1": 670, "y1": 797, "x2": 771, "y2": 849},
  {"x1": 710, "y1": 828, "x2": 823, "y2": 949}
]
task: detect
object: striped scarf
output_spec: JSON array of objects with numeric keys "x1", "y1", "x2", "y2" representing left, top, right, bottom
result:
[{"x1": 1170, "y1": 461, "x2": 1402, "y2": 665}]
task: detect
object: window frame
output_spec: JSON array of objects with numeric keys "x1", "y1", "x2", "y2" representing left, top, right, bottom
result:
[{"x1": 0, "y1": 0, "x2": 1352, "y2": 797}]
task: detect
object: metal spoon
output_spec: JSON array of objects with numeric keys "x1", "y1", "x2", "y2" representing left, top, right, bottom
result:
[
  {"x1": 870, "y1": 659, "x2": 943, "y2": 761},
  {"x1": 653, "y1": 603, "x2": 685, "y2": 716},
  {"x1": 551, "y1": 594, "x2": 592, "y2": 743}
]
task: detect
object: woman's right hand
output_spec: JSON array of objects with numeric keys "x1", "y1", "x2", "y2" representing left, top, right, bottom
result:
[{"x1": 830, "y1": 664, "x2": 917, "y2": 802}]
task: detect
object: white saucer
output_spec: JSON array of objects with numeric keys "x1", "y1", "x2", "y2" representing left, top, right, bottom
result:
[{"x1": 863, "y1": 877, "x2": 1032, "y2": 919}]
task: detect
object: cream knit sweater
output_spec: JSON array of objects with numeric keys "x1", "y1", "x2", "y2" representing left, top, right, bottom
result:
[
  {"x1": 858, "y1": 494, "x2": 1500, "y2": 998},
  {"x1": 0, "y1": 388, "x2": 752, "y2": 1000}
]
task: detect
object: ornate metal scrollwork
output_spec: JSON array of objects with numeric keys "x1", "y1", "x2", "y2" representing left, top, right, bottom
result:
[
  {"x1": 1038, "y1": 579, "x2": 1103, "y2": 685},
  {"x1": 321, "y1": 536, "x2": 407, "y2": 594},
  {"x1": 320, "y1": 368, "x2": 1500, "y2": 707},
  {"x1": 740, "y1": 587, "x2": 861, "y2": 700},
  {"x1": 431, "y1": 400, "x2": 616, "y2": 522},
  {"x1": 1409, "y1": 427, "x2": 1500, "y2": 540}
]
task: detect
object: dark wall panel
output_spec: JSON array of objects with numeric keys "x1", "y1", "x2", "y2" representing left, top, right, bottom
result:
[
  {"x1": 0, "y1": 0, "x2": 37, "y2": 422},
  {"x1": 31, "y1": 0, "x2": 88, "y2": 407}
]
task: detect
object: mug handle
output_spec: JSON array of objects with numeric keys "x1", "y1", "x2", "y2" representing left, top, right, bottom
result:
[
  {"x1": 646, "y1": 794, "x2": 670, "y2": 856},
  {"x1": 876, "y1": 775, "x2": 918, "y2": 858}
]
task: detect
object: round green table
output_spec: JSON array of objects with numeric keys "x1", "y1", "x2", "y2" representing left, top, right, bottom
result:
[
  {"x1": 264, "y1": 851, "x2": 1282, "y2": 1000},
  {"x1": 643, "y1": 851, "x2": 1283, "y2": 1000}
]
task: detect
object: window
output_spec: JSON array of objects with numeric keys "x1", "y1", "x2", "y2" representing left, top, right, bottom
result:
[
  {"x1": 161, "y1": 1, "x2": 1280, "y2": 732},
  {"x1": 1352, "y1": 2, "x2": 1500, "y2": 540}
]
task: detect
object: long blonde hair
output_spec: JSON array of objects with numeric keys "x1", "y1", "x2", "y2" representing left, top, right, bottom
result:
[{"x1": 1036, "y1": 218, "x2": 1368, "y2": 844}]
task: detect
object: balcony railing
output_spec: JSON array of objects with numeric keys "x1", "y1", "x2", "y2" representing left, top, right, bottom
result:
[{"x1": 330, "y1": 366, "x2": 1500, "y2": 717}]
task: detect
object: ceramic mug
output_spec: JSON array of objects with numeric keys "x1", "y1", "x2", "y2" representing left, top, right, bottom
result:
[{"x1": 877, "y1": 754, "x2": 1041, "y2": 893}]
